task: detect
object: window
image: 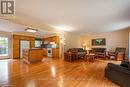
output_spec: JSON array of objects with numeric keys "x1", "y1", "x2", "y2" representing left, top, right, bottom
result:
[
  {"x1": 0, "y1": 37, "x2": 8, "y2": 56},
  {"x1": 35, "y1": 39, "x2": 42, "y2": 47}
]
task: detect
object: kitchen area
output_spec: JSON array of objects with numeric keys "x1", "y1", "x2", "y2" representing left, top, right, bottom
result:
[
  {"x1": 42, "y1": 36, "x2": 59, "y2": 58},
  {"x1": 13, "y1": 34, "x2": 60, "y2": 63}
]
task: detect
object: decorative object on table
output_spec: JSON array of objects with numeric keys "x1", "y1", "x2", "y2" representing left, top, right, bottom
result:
[
  {"x1": 82, "y1": 43, "x2": 91, "y2": 54},
  {"x1": 108, "y1": 47, "x2": 126, "y2": 60},
  {"x1": 82, "y1": 43, "x2": 87, "y2": 50},
  {"x1": 92, "y1": 38, "x2": 106, "y2": 46},
  {"x1": 105, "y1": 60, "x2": 130, "y2": 87}
]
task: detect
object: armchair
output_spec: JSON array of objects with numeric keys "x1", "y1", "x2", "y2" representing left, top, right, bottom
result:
[{"x1": 108, "y1": 47, "x2": 126, "y2": 61}]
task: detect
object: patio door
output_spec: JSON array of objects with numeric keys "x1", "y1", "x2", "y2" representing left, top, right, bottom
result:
[{"x1": 0, "y1": 37, "x2": 9, "y2": 58}]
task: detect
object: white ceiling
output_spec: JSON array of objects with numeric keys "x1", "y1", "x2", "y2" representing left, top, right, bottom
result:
[
  {"x1": 0, "y1": 0, "x2": 130, "y2": 34},
  {"x1": 0, "y1": 19, "x2": 56, "y2": 37},
  {"x1": 14, "y1": 0, "x2": 130, "y2": 33}
]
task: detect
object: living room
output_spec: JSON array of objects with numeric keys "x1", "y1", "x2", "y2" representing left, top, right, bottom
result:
[
  {"x1": 0, "y1": 0, "x2": 130, "y2": 87},
  {"x1": 64, "y1": 28, "x2": 129, "y2": 58}
]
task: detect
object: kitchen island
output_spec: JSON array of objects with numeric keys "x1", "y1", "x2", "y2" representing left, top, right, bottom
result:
[{"x1": 23, "y1": 48, "x2": 44, "y2": 64}]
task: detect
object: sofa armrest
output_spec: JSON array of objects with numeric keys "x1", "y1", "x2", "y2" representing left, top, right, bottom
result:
[{"x1": 107, "y1": 63, "x2": 130, "y2": 75}]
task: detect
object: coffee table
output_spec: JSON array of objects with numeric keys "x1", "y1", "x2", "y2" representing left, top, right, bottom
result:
[{"x1": 85, "y1": 53, "x2": 95, "y2": 62}]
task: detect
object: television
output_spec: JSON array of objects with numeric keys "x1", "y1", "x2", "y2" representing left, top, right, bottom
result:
[{"x1": 92, "y1": 38, "x2": 106, "y2": 46}]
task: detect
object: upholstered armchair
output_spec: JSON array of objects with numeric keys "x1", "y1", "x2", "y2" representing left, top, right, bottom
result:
[{"x1": 108, "y1": 47, "x2": 126, "y2": 60}]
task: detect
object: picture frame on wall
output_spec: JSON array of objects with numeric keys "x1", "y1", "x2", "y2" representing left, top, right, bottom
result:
[{"x1": 92, "y1": 38, "x2": 106, "y2": 46}]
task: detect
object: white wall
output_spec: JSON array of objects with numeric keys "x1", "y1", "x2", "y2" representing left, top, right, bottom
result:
[
  {"x1": 64, "y1": 28, "x2": 129, "y2": 59},
  {"x1": 64, "y1": 32, "x2": 81, "y2": 51},
  {"x1": 80, "y1": 29, "x2": 129, "y2": 58}
]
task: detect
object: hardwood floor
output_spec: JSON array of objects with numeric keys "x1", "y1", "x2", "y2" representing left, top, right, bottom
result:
[{"x1": 0, "y1": 58, "x2": 121, "y2": 87}]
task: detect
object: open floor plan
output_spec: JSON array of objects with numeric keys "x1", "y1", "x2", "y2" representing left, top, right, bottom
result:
[{"x1": 0, "y1": 0, "x2": 130, "y2": 87}]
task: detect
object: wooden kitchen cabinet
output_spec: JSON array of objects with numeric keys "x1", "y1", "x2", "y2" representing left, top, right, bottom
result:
[
  {"x1": 43, "y1": 49, "x2": 47, "y2": 57},
  {"x1": 42, "y1": 36, "x2": 60, "y2": 44},
  {"x1": 30, "y1": 40, "x2": 35, "y2": 48},
  {"x1": 52, "y1": 48, "x2": 59, "y2": 58},
  {"x1": 42, "y1": 36, "x2": 60, "y2": 58},
  {"x1": 53, "y1": 36, "x2": 60, "y2": 44},
  {"x1": 13, "y1": 35, "x2": 35, "y2": 59},
  {"x1": 13, "y1": 39, "x2": 20, "y2": 59}
]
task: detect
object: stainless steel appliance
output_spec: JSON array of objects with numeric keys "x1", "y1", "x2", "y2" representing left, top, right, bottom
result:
[{"x1": 47, "y1": 48, "x2": 52, "y2": 58}]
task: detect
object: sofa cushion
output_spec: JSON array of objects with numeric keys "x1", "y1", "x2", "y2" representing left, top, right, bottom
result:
[
  {"x1": 120, "y1": 63, "x2": 128, "y2": 68},
  {"x1": 107, "y1": 63, "x2": 130, "y2": 74},
  {"x1": 120, "y1": 60, "x2": 130, "y2": 68},
  {"x1": 92, "y1": 48, "x2": 106, "y2": 53}
]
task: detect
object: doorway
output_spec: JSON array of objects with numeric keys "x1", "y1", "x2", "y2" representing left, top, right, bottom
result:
[{"x1": 20, "y1": 40, "x2": 30, "y2": 58}]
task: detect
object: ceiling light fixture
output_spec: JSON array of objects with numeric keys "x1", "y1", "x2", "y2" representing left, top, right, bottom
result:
[
  {"x1": 52, "y1": 25, "x2": 73, "y2": 32},
  {"x1": 25, "y1": 28, "x2": 38, "y2": 33}
]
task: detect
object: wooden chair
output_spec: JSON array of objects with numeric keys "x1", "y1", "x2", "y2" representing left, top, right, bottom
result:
[
  {"x1": 64, "y1": 52, "x2": 78, "y2": 62},
  {"x1": 108, "y1": 47, "x2": 126, "y2": 61}
]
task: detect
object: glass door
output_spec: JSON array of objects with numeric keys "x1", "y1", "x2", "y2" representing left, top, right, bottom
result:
[{"x1": 0, "y1": 37, "x2": 9, "y2": 58}]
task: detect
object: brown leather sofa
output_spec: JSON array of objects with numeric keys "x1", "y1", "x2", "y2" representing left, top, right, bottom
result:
[
  {"x1": 91, "y1": 48, "x2": 106, "y2": 58},
  {"x1": 64, "y1": 48, "x2": 86, "y2": 62},
  {"x1": 67, "y1": 48, "x2": 86, "y2": 58},
  {"x1": 105, "y1": 60, "x2": 130, "y2": 87}
]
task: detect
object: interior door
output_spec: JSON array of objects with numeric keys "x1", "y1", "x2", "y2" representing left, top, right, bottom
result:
[{"x1": 20, "y1": 40, "x2": 30, "y2": 58}]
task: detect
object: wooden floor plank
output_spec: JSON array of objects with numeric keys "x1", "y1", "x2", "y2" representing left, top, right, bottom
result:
[{"x1": 0, "y1": 58, "x2": 120, "y2": 87}]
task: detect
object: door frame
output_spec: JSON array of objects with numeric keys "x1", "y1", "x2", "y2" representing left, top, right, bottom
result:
[{"x1": 19, "y1": 40, "x2": 31, "y2": 58}]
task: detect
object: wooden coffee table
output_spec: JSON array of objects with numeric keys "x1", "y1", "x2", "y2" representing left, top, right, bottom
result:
[{"x1": 85, "y1": 53, "x2": 95, "y2": 62}]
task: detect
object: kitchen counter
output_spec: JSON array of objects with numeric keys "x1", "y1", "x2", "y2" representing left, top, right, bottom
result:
[{"x1": 23, "y1": 48, "x2": 44, "y2": 64}]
